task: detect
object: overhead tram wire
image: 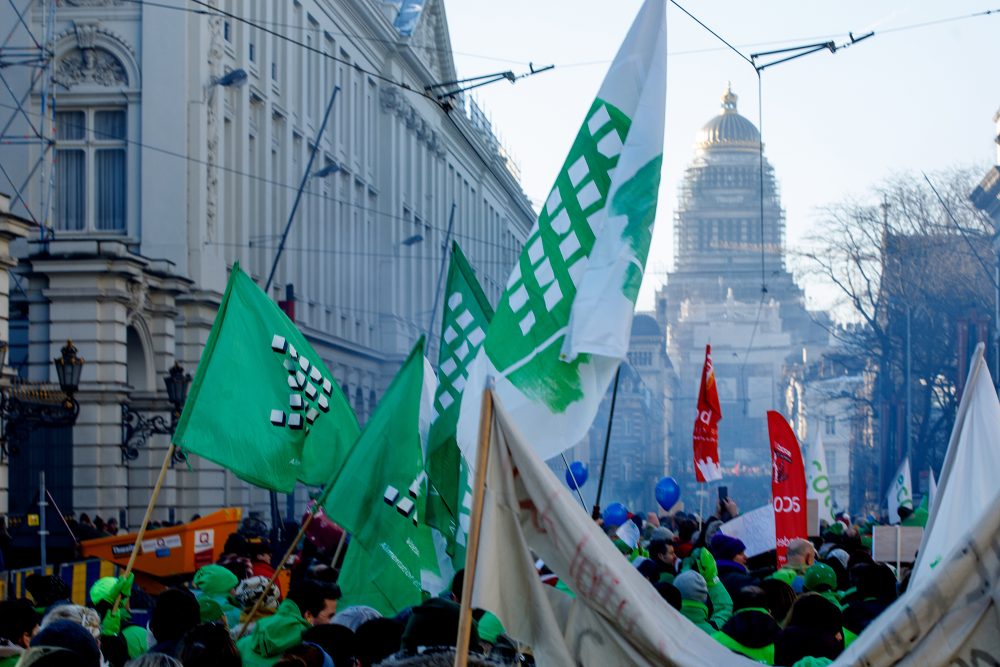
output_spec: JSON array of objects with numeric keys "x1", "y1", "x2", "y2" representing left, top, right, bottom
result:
[{"x1": 0, "y1": 100, "x2": 527, "y2": 261}]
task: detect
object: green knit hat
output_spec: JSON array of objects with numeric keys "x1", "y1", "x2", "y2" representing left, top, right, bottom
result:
[
  {"x1": 198, "y1": 597, "x2": 224, "y2": 623},
  {"x1": 804, "y1": 563, "x2": 837, "y2": 592},
  {"x1": 770, "y1": 568, "x2": 797, "y2": 586},
  {"x1": 192, "y1": 564, "x2": 239, "y2": 595},
  {"x1": 89, "y1": 577, "x2": 118, "y2": 605},
  {"x1": 476, "y1": 610, "x2": 505, "y2": 644}
]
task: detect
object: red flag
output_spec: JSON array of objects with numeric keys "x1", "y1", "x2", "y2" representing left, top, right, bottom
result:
[
  {"x1": 692, "y1": 344, "x2": 722, "y2": 482},
  {"x1": 767, "y1": 410, "x2": 808, "y2": 568}
]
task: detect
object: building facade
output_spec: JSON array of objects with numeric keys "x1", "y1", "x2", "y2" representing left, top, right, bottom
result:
[
  {"x1": 656, "y1": 86, "x2": 829, "y2": 506},
  {"x1": 0, "y1": 0, "x2": 534, "y2": 525}
]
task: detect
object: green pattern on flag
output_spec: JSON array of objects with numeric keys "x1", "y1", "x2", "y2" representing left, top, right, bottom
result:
[
  {"x1": 483, "y1": 99, "x2": 630, "y2": 413},
  {"x1": 614, "y1": 155, "x2": 664, "y2": 301},
  {"x1": 174, "y1": 263, "x2": 358, "y2": 493},
  {"x1": 320, "y1": 339, "x2": 440, "y2": 615},
  {"x1": 426, "y1": 243, "x2": 493, "y2": 564}
]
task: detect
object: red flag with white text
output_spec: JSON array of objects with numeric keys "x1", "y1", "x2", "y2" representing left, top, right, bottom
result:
[
  {"x1": 692, "y1": 344, "x2": 722, "y2": 482},
  {"x1": 767, "y1": 410, "x2": 808, "y2": 568}
]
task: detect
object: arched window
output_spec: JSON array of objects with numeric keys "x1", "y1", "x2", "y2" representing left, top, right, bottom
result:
[{"x1": 50, "y1": 37, "x2": 138, "y2": 234}]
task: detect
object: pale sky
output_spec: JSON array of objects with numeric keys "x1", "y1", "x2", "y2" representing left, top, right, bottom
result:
[{"x1": 443, "y1": 0, "x2": 1000, "y2": 314}]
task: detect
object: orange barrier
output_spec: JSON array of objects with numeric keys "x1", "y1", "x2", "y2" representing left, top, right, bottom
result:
[{"x1": 80, "y1": 508, "x2": 242, "y2": 579}]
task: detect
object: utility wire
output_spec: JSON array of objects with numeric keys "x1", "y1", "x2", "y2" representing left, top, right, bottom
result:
[{"x1": 0, "y1": 100, "x2": 526, "y2": 259}]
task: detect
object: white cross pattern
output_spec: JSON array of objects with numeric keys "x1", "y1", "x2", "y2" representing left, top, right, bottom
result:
[{"x1": 269, "y1": 334, "x2": 335, "y2": 432}]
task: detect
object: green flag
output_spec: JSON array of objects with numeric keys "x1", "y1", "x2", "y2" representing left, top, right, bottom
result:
[
  {"x1": 321, "y1": 338, "x2": 441, "y2": 615},
  {"x1": 425, "y1": 243, "x2": 493, "y2": 565},
  {"x1": 174, "y1": 263, "x2": 359, "y2": 493}
]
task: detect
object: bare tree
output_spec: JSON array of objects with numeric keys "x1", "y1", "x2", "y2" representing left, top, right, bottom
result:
[{"x1": 801, "y1": 167, "x2": 996, "y2": 499}]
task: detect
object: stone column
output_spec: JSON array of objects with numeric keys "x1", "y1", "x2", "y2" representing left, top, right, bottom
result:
[{"x1": 0, "y1": 195, "x2": 35, "y2": 513}]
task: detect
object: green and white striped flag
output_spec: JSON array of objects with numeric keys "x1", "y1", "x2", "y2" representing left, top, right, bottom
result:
[
  {"x1": 458, "y1": 0, "x2": 666, "y2": 464},
  {"x1": 426, "y1": 243, "x2": 493, "y2": 565}
]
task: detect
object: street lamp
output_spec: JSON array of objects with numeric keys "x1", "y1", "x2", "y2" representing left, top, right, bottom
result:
[
  {"x1": 0, "y1": 340, "x2": 85, "y2": 459},
  {"x1": 121, "y1": 362, "x2": 192, "y2": 464}
]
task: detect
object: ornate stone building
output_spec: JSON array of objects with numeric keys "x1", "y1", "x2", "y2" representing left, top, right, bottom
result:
[
  {"x1": 656, "y1": 87, "x2": 829, "y2": 504},
  {"x1": 0, "y1": 0, "x2": 533, "y2": 525}
]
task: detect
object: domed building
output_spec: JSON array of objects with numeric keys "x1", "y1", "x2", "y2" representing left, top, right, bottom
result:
[{"x1": 656, "y1": 86, "x2": 830, "y2": 501}]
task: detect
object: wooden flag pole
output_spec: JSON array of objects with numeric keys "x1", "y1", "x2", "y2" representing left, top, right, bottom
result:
[
  {"x1": 111, "y1": 443, "x2": 176, "y2": 615},
  {"x1": 235, "y1": 510, "x2": 317, "y2": 640},
  {"x1": 454, "y1": 387, "x2": 494, "y2": 667}
]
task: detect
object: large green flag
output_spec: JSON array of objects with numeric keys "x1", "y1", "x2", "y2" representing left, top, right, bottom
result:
[
  {"x1": 425, "y1": 243, "x2": 493, "y2": 565},
  {"x1": 174, "y1": 263, "x2": 359, "y2": 493},
  {"x1": 321, "y1": 338, "x2": 441, "y2": 615}
]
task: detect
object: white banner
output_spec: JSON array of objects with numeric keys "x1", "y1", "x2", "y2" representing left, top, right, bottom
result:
[
  {"x1": 473, "y1": 396, "x2": 758, "y2": 666},
  {"x1": 805, "y1": 428, "x2": 835, "y2": 523}
]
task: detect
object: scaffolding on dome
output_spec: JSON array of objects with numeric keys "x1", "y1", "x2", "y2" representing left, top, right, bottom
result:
[{"x1": 0, "y1": 0, "x2": 57, "y2": 239}]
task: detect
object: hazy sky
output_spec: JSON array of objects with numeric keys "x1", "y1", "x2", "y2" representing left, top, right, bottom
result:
[{"x1": 443, "y1": 0, "x2": 1000, "y2": 314}]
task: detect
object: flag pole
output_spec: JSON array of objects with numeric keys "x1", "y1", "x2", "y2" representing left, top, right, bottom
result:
[
  {"x1": 561, "y1": 453, "x2": 587, "y2": 509},
  {"x1": 111, "y1": 443, "x2": 175, "y2": 615},
  {"x1": 330, "y1": 526, "x2": 348, "y2": 570},
  {"x1": 592, "y1": 364, "x2": 622, "y2": 520},
  {"x1": 236, "y1": 510, "x2": 317, "y2": 640},
  {"x1": 454, "y1": 386, "x2": 494, "y2": 667}
]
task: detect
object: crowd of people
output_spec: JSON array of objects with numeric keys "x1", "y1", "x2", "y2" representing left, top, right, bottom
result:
[
  {"x1": 0, "y1": 496, "x2": 906, "y2": 667},
  {"x1": 613, "y1": 497, "x2": 904, "y2": 665}
]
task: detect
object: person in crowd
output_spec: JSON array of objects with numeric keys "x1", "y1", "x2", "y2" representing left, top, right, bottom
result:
[
  {"x1": 646, "y1": 539, "x2": 678, "y2": 583},
  {"x1": 177, "y1": 622, "x2": 241, "y2": 667},
  {"x1": 24, "y1": 619, "x2": 102, "y2": 667},
  {"x1": 823, "y1": 548, "x2": 851, "y2": 592},
  {"x1": 25, "y1": 575, "x2": 71, "y2": 614},
  {"x1": 758, "y1": 578, "x2": 797, "y2": 627},
  {"x1": 191, "y1": 564, "x2": 242, "y2": 627},
  {"x1": 353, "y1": 618, "x2": 404, "y2": 667},
  {"x1": 330, "y1": 606, "x2": 381, "y2": 633},
  {"x1": 89, "y1": 575, "x2": 147, "y2": 660},
  {"x1": 681, "y1": 547, "x2": 733, "y2": 628},
  {"x1": 674, "y1": 515, "x2": 699, "y2": 559},
  {"x1": 804, "y1": 563, "x2": 842, "y2": 609},
  {"x1": 230, "y1": 575, "x2": 283, "y2": 639},
  {"x1": 218, "y1": 533, "x2": 255, "y2": 581},
  {"x1": 843, "y1": 562, "x2": 898, "y2": 646},
  {"x1": 237, "y1": 579, "x2": 341, "y2": 666},
  {"x1": 712, "y1": 585, "x2": 780, "y2": 665},
  {"x1": 0, "y1": 598, "x2": 40, "y2": 666},
  {"x1": 106, "y1": 518, "x2": 120, "y2": 536},
  {"x1": 778, "y1": 539, "x2": 816, "y2": 593},
  {"x1": 302, "y1": 624, "x2": 358, "y2": 667},
  {"x1": 674, "y1": 571, "x2": 717, "y2": 633},
  {"x1": 774, "y1": 593, "x2": 845, "y2": 665},
  {"x1": 709, "y1": 533, "x2": 755, "y2": 595},
  {"x1": 653, "y1": 582, "x2": 682, "y2": 611},
  {"x1": 374, "y1": 598, "x2": 480, "y2": 666},
  {"x1": 249, "y1": 542, "x2": 279, "y2": 589},
  {"x1": 147, "y1": 588, "x2": 201, "y2": 658},
  {"x1": 40, "y1": 605, "x2": 102, "y2": 647}
]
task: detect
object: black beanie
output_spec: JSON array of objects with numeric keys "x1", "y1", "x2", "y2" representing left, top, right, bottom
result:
[
  {"x1": 400, "y1": 598, "x2": 479, "y2": 653},
  {"x1": 29, "y1": 619, "x2": 101, "y2": 667}
]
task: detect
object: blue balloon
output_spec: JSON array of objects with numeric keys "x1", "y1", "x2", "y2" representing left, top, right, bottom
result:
[
  {"x1": 603, "y1": 502, "x2": 629, "y2": 527},
  {"x1": 564, "y1": 461, "x2": 589, "y2": 488},
  {"x1": 655, "y1": 476, "x2": 681, "y2": 511}
]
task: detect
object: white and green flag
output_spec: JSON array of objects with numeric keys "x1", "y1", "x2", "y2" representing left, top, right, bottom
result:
[
  {"x1": 887, "y1": 457, "x2": 913, "y2": 525},
  {"x1": 426, "y1": 242, "x2": 493, "y2": 566},
  {"x1": 320, "y1": 339, "x2": 444, "y2": 615},
  {"x1": 912, "y1": 344, "x2": 1000, "y2": 586},
  {"x1": 806, "y1": 427, "x2": 835, "y2": 524},
  {"x1": 458, "y1": 0, "x2": 666, "y2": 464}
]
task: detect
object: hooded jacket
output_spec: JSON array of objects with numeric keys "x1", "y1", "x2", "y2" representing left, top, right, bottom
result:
[
  {"x1": 712, "y1": 608, "x2": 779, "y2": 665},
  {"x1": 680, "y1": 600, "x2": 716, "y2": 634},
  {"x1": 236, "y1": 598, "x2": 311, "y2": 666},
  {"x1": 717, "y1": 559, "x2": 756, "y2": 597}
]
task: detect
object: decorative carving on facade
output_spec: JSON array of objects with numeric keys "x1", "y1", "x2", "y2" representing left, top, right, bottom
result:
[
  {"x1": 125, "y1": 275, "x2": 149, "y2": 326},
  {"x1": 54, "y1": 46, "x2": 128, "y2": 88},
  {"x1": 378, "y1": 86, "x2": 444, "y2": 158},
  {"x1": 204, "y1": 0, "x2": 224, "y2": 242}
]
